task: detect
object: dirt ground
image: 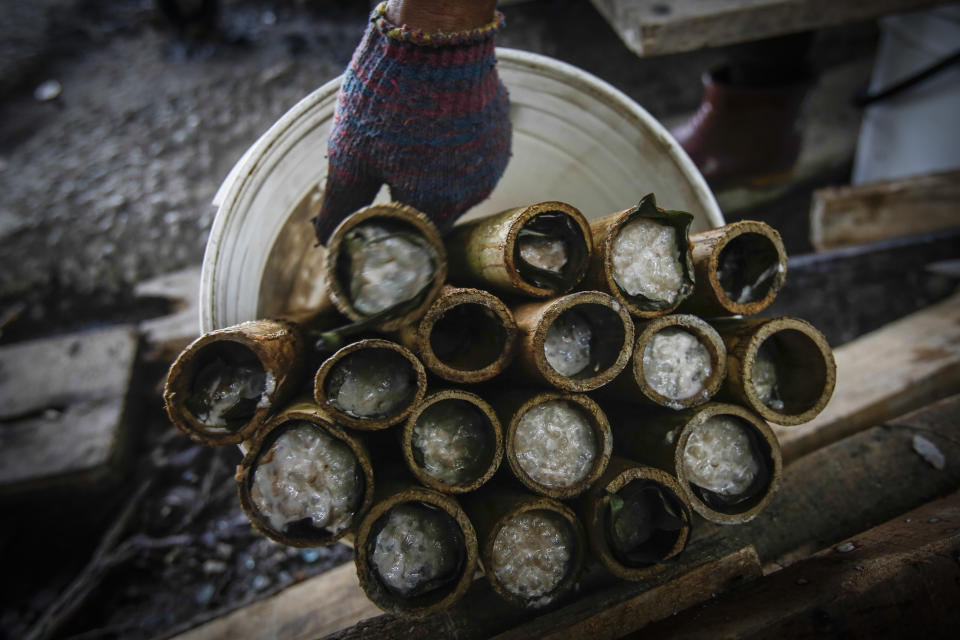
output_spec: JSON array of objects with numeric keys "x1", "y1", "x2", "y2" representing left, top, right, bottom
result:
[{"x1": 0, "y1": 1, "x2": 881, "y2": 638}]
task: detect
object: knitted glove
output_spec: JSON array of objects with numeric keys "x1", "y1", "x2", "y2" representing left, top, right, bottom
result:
[{"x1": 312, "y1": 2, "x2": 512, "y2": 244}]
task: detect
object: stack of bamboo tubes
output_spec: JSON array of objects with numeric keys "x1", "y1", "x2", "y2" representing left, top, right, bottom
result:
[{"x1": 164, "y1": 195, "x2": 836, "y2": 617}]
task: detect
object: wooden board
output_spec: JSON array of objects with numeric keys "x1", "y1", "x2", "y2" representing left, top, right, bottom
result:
[
  {"x1": 589, "y1": 0, "x2": 946, "y2": 57},
  {"x1": 810, "y1": 169, "x2": 960, "y2": 251},
  {"x1": 774, "y1": 292, "x2": 960, "y2": 463},
  {"x1": 0, "y1": 326, "x2": 138, "y2": 493},
  {"x1": 134, "y1": 266, "x2": 201, "y2": 363}
]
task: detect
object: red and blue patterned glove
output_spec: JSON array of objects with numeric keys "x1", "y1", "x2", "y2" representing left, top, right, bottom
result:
[{"x1": 312, "y1": 2, "x2": 512, "y2": 244}]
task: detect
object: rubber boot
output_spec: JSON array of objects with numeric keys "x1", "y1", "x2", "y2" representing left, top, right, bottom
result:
[{"x1": 672, "y1": 67, "x2": 813, "y2": 191}]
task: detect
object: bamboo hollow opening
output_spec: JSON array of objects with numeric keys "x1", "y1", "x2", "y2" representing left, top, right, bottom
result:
[
  {"x1": 616, "y1": 314, "x2": 726, "y2": 410},
  {"x1": 581, "y1": 461, "x2": 692, "y2": 581},
  {"x1": 400, "y1": 287, "x2": 518, "y2": 384},
  {"x1": 236, "y1": 402, "x2": 374, "y2": 547},
  {"x1": 733, "y1": 318, "x2": 837, "y2": 425},
  {"x1": 354, "y1": 487, "x2": 478, "y2": 617},
  {"x1": 402, "y1": 390, "x2": 503, "y2": 494},
  {"x1": 674, "y1": 403, "x2": 782, "y2": 524},
  {"x1": 164, "y1": 320, "x2": 305, "y2": 445},
  {"x1": 683, "y1": 220, "x2": 787, "y2": 317},
  {"x1": 324, "y1": 203, "x2": 448, "y2": 332},
  {"x1": 446, "y1": 201, "x2": 593, "y2": 298},
  {"x1": 505, "y1": 392, "x2": 613, "y2": 499},
  {"x1": 588, "y1": 194, "x2": 695, "y2": 318},
  {"x1": 518, "y1": 290, "x2": 634, "y2": 392},
  {"x1": 313, "y1": 339, "x2": 427, "y2": 430},
  {"x1": 482, "y1": 496, "x2": 586, "y2": 608}
]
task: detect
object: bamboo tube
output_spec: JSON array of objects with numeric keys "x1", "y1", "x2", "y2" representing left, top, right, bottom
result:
[
  {"x1": 712, "y1": 317, "x2": 837, "y2": 426},
  {"x1": 164, "y1": 319, "x2": 308, "y2": 445},
  {"x1": 354, "y1": 479, "x2": 479, "y2": 617},
  {"x1": 461, "y1": 485, "x2": 586, "y2": 608},
  {"x1": 678, "y1": 220, "x2": 787, "y2": 317},
  {"x1": 509, "y1": 290, "x2": 635, "y2": 392},
  {"x1": 610, "y1": 402, "x2": 782, "y2": 524},
  {"x1": 396, "y1": 286, "x2": 518, "y2": 384},
  {"x1": 235, "y1": 399, "x2": 374, "y2": 547},
  {"x1": 445, "y1": 201, "x2": 593, "y2": 298},
  {"x1": 577, "y1": 457, "x2": 692, "y2": 581},
  {"x1": 583, "y1": 193, "x2": 696, "y2": 318},
  {"x1": 496, "y1": 390, "x2": 613, "y2": 499},
  {"x1": 313, "y1": 338, "x2": 427, "y2": 431},
  {"x1": 401, "y1": 389, "x2": 503, "y2": 494},
  {"x1": 323, "y1": 202, "x2": 447, "y2": 331},
  {"x1": 604, "y1": 314, "x2": 726, "y2": 410}
]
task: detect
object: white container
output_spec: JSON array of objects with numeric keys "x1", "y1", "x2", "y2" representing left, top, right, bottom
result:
[{"x1": 201, "y1": 48, "x2": 723, "y2": 332}]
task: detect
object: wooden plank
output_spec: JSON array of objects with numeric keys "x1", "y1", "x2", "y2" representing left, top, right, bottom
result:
[
  {"x1": 638, "y1": 490, "x2": 960, "y2": 639},
  {"x1": 773, "y1": 292, "x2": 960, "y2": 463},
  {"x1": 810, "y1": 169, "x2": 960, "y2": 252},
  {"x1": 0, "y1": 326, "x2": 138, "y2": 494},
  {"x1": 589, "y1": 0, "x2": 946, "y2": 57},
  {"x1": 170, "y1": 561, "x2": 381, "y2": 640},
  {"x1": 134, "y1": 266, "x2": 201, "y2": 363}
]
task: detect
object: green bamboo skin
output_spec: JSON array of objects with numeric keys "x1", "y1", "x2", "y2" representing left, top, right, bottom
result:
[
  {"x1": 313, "y1": 338, "x2": 428, "y2": 431},
  {"x1": 712, "y1": 316, "x2": 837, "y2": 426},
  {"x1": 509, "y1": 290, "x2": 635, "y2": 393},
  {"x1": 396, "y1": 285, "x2": 519, "y2": 384},
  {"x1": 323, "y1": 202, "x2": 448, "y2": 332},
  {"x1": 608, "y1": 402, "x2": 783, "y2": 525},
  {"x1": 460, "y1": 485, "x2": 586, "y2": 608},
  {"x1": 576, "y1": 457, "x2": 692, "y2": 581},
  {"x1": 235, "y1": 398, "x2": 375, "y2": 547},
  {"x1": 353, "y1": 479, "x2": 479, "y2": 618},
  {"x1": 445, "y1": 201, "x2": 593, "y2": 299},
  {"x1": 678, "y1": 220, "x2": 787, "y2": 318},
  {"x1": 165, "y1": 319, "x2": 308, "y2": 446},
  {"x1": 401, "y1": 388, "x2": 504, "y2": 494},
  {"x1": 604, "y1": 314, "x2": 726, "y2": 410},
  {"x1": 493, "y1": 390, "x2": 613, "y2": 500}
]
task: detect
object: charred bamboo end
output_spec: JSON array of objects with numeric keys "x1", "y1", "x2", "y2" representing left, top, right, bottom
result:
[
  {"x1": 402, "y1": 389, "x2": 504, "y2": 494},
  {"x1": 740, "y1": 317, "x2": 837, "y2": 425},
  {"x1": 481, "y1": 497, "x2": 586, "y2": 608},
  {"x1": 583, "y1": 462, "x2": 692, "y2": 581},
  {"x1": 672, "y1": 403, "x2": 782, "y2": 524},
  {"x1": 323, "y1": 202, "x2": 448, "y2": 331},
  {"x1": 164, "y1": 320, "x2": 304, "y2": 445},
  {"x1": 413, "y1": 287, "x2": 519, "y2": 383},
  {"x1": 528, "y1": 291, "x2": 635, "y2": 392},
  {"x1": 629, "y1": 314, "x2": 727, "y2": 410},
  {"x1": 313, "y1": 339, "x2": 427, "y2": 431},
  {"x1": 236, "y1": 402, "x2": 375, "y2": 547},
  {"x1": 354, "y1": 487, "x2": 479, "y2": 617},
  {"x1": 505, "y1": 392, "x2": 613, "y2": 499}
]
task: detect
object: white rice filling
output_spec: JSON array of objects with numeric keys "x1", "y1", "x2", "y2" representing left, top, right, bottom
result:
[
  {"x1": 752, "y1": 343, "x2": 784, "y2": 410},
  {"x1": 642, "y1": 328, "x2": 712, "y2": 400},
  {"x1": 492, "y1": 511, "x2": 572, "y2": 600},
  {"x1": 250, "y1": 423, "x2": 362, "y2": 535},
  {"x1": 326, "y1": 350, "x2": 413, "y2": 418},
  {"x1": 412, "y1": 400, "x2": 490, "y2": 486},
  {"x1": 519, "y1": 235, "x2": 568, "y2": 273},
  {"x1": 190, "y1": 360, "x2": 265, "y2": 427},
  {"x1": 515, "y1": 400, "x2": 597, "y2": 488},
  {"x1": 611, "y1": 218, "x2": 684, "y2": 305},
  {"x1": 544, "y1": 309, "x2": 593, "y2": 377},
  {"x1": 682, "y1": 416, "x2": 760, "y2": 497},
  {"x1": 348, "y1": 224, "x2": 435, "y2": 316},
  {"x1": 371, "y1": 503, "x2": 461, "y2": 596}
]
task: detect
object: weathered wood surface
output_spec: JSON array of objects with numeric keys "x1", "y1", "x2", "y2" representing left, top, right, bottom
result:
[
  {"x1": 638, "y1": 490, "x2": 960, "y2": 639},
  {"x1": 0, "y1": 326, "x2": 138, "y2": 493},
  {"x1": 589, "y1": 0, "x2": 946, "y2": 57},
  {"x1": 810, "y1": 169, "x2": 960, "y2": 252},
  {"x1": 134, "y1": 266, "x2": 201, "y2": 362},
  {"x1": 773, "y1": 292, "x2": 960, "y2": 463},
  {"x1": 171, "y1": 561, "x2": 380, "y2": 640}
]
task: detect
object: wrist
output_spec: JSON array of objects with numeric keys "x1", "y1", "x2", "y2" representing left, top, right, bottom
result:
[{"x1": 384, "y1": 0, "x2": 497, "y2": 33}]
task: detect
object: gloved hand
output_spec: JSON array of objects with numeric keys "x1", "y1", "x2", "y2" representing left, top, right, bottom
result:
[{"x1": 312, "y1": 1, "x2": 512, "y2": 245}]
